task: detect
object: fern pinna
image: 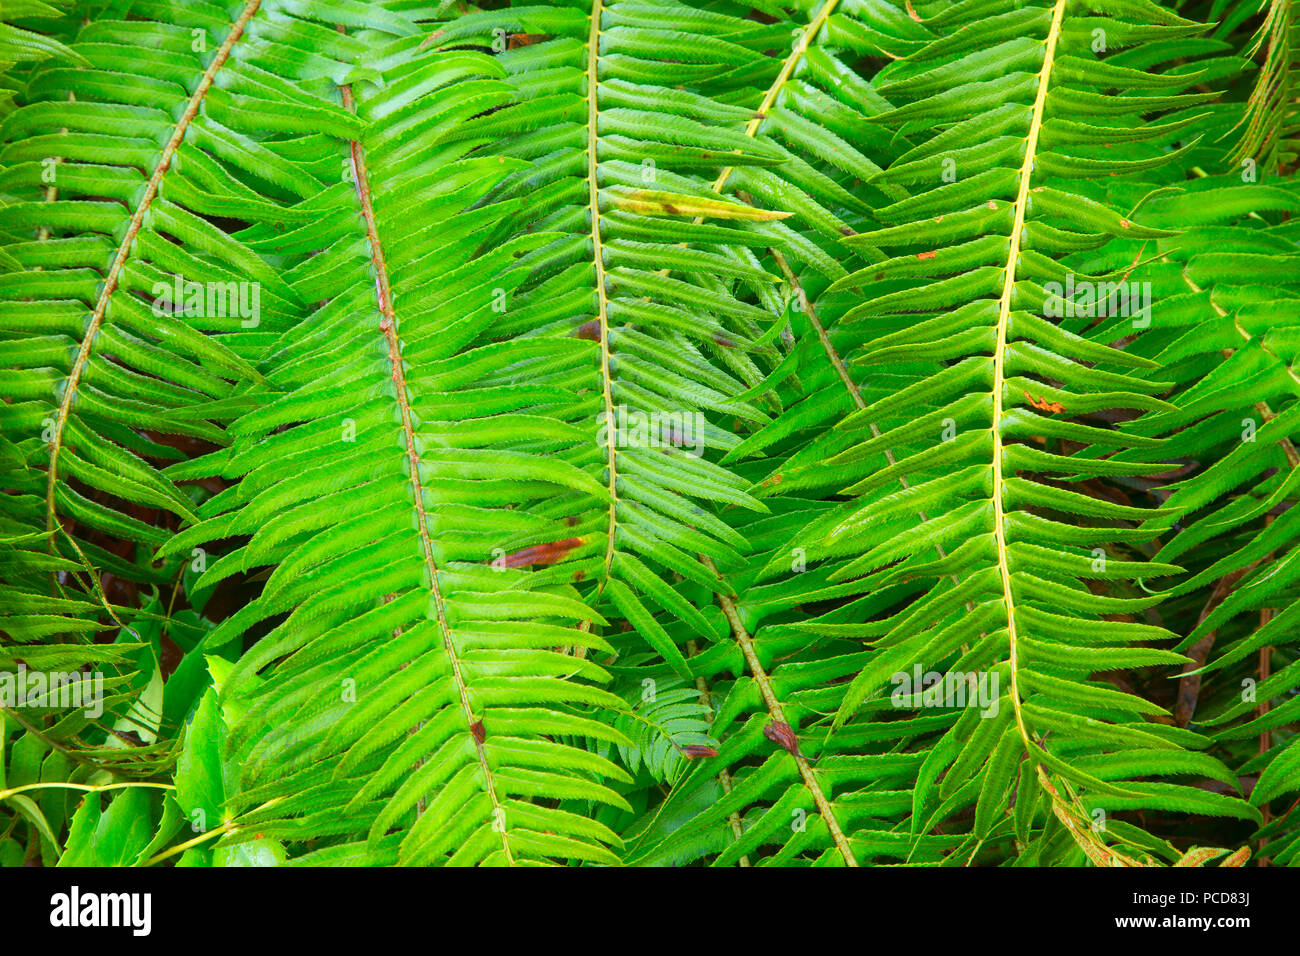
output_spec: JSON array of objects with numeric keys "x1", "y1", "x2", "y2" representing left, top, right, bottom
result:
[{"x1": 1, "y1": 0, "x2": 1298, "y2": 869}]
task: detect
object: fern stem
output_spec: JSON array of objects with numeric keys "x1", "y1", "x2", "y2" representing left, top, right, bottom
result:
[
  {"x1": 586, "y1": 0, "x2": 619, "y2": 598},
  {"x1": 702, "y1": 556, "x2": 857, "y2": 866},
  {"x1": 771, "y1": 251, "x2": 864, "y2": 413},
  {"x1": 142, "y1": 796, "x2": 285, "y2": 866},
  {"x1": 687, "y1": 639, "x2": 749, "y2": 866},
  {"x1": 143, "y1": 820, "x2": 236, "y2": 866},
  {"x1": 991, "y1": 3, "x2": 1146, "y2": 863},
  {"x1": 711, "y1": 0, "x2": 842, "y2": 195},
  {"x1": 995, "y1": 0, "x2": 1064, "y2": 793},
  {"x1": 0, "y1": 781, "x2": 175, "y2": 802},
  {"x1": 772, "y1": 251, "x2": 967, "y2": 587}
]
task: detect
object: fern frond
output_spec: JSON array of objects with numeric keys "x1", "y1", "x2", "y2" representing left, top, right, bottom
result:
[
  {"x1": 170, "y1": 22, "x2": 652, "y2": 866},
  {"x1": 1231, "y1": 0, "x2": 1297, "y2": 173},
  {"x1": 646, "y1": 0, "x2": 1261, "y2": 867},
  {"x1": 1118, "y1": 172, "x2": 1300, "y2": 813},
  {"x1": 1, "y1": 0, "x2": 332, "y2": 683}
]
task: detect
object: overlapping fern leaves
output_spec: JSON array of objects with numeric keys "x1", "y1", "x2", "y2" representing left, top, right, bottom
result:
[{"x1": 2, "y1": 0, "x2": 1298, "y2": 868}]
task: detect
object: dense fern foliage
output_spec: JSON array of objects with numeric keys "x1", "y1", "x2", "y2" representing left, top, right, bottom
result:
[{"x1": 1, "y1": 0, "x2": 1297, "y2": 868}]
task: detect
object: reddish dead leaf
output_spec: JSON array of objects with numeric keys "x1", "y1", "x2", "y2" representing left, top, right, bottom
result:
[
  {"x1": 763, "y1": 721, "x2": 802, "y2": 758},
  {"x1": 712, "y1": 332, "x2": 736, "y2": 348},
  {"x1": 916, "y1": 250, "x2": 937, "y2": 260},
  {"x1": 1023, "y1": 390, "x2": 1066, "y2": 414},
  {"x1": 496, "y1": 537, "x2": 584, "y2": 569},
  {"x1": 575, "y1": 319, "x2": 601, "y2": 341},
  {"x1": 508, "y1": 33, "x2": 551, "y2": 48},
  {"x1": 680, "y1": 744, "x2": 719, "y2": 759},
  {"x1": 470, "y1": 720, "x2": 486, "y2": 744},
  {"x1": 417, "y1": 28, "x2": 445, "y2": 50},
  {"x1": 159, "y1": 633, "x2": 183, "y2": 679}
]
